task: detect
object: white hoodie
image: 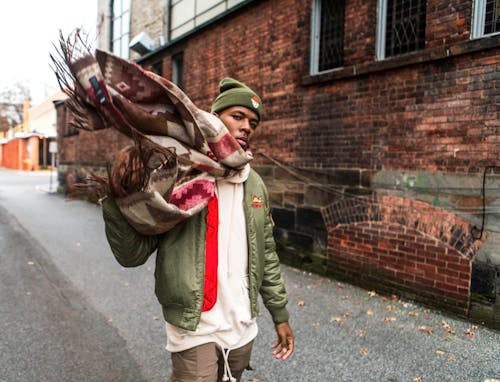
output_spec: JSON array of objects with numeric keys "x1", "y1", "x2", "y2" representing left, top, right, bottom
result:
[{"x1": 165, "y1": 164, "x2": 258, "y2": 352}]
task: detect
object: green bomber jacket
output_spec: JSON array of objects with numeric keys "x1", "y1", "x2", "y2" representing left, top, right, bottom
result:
[{"x1": 102, "y1": 169, "x2": 290, "y2": 331}]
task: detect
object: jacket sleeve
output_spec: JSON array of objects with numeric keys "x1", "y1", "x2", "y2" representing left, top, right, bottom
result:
[
  {"x1": 259, "y1": 187, "x2": 290, "y2": 324},
  {"x1": 101, "y1": 197, "x2": 159, "y2": 267}
]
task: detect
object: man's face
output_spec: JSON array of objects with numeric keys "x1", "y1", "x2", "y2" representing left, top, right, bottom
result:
[{"x1": 216, "y1": 106, "x2": 259, "y2": 151}]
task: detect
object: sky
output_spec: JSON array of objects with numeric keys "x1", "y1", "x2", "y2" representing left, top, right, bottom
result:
[{"x1": 0, "y1": 1, "x2": 98, "y2": 106}]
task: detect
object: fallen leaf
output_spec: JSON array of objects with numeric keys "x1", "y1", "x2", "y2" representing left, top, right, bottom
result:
[
  {"x1": 484, "y1": 379, "x2": 500, "y2": 382},
  {"x1": 441, "y1": 321, "x2": 455, "y2": 334},
  {"x1": 391, "y1": 294, "x2": 398, "y2": 301},
  {"x1": 368, "y1": 291, "x2": 377, "y2": 297},
  {"x1": 448, "y1": 354, "x2": 457, "y2": 362},
  {"x1": 386, "y1": 305, "x2": 395, "y2": 311},
  {"x1": 408, "y1": 311, "x2": 419, "y2": 317},
  {"x1": 297, "y1": 301, "x2": 305, "y2": 307},
  {"x1": 360, "y1": 348, "x2": 369, "y2": 356},
  {"x1": 342, "y1": 311, "x2": 350, "y2": 318},
  {"x1": 471, "y1": 324, "x2": 479, "y2": 330},
  {"x1": 464, "y1": 328, "x2": 474, "y2": 339},
  {"x1": 330, "y1": 316, "x2": 346, "y2": 326},
  {"x1": 357, "y1": 329, "x2": 366, "y2": 337},
  {"x1": 436, "y1": 350, "x2": 445, "y2": 356},
  {"x1": 418, "y1": 326, "x2": 433, "y2": 334},
  {"x1": 366, "y1": 310, "x2": 375, "y2": 316},
  {"x1": 384, "y1": 317, "x2": 396, "y2": 322},
  {"x1": 251, "y1": 379, "x2": 261, "y2": 382},
  {"x1": 27, "y1": 261, "x2": 34, "y2": 266},
  {"x1": 311, "y1": 322, "x2": 321, "y2": 328},
  {"x1": 337, "y1": 282, "x2": 345, "y2": 289},
  {"x1": 414, "y1": 378, "x2": 423, "y2": 382}
]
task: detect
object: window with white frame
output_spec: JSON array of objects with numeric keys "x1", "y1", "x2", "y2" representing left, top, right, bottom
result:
[
  {"x1": 472, "y1": 0, "x2": 500, "y2": 38},
  {"x1": 377, "y1": 0, "x2": 426, "y2": 60},
  {"x1": 169, "y1": 0, "x2": 246, "y2": 40},
  {"x1": 310, "y1": 0, "x2": 345, "y2": 74},
  {"x1": 111, "y1": 0, "x2": 131, "y2": 58}
]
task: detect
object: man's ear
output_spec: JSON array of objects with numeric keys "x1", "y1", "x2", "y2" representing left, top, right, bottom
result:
[{"x1": 213, "y1": 112, "x2": 219, "y2": 117}]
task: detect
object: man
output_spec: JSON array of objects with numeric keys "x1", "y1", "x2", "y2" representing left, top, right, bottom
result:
[{"x1": 102, "y1": 78, "x2": 294, "y2": 382}]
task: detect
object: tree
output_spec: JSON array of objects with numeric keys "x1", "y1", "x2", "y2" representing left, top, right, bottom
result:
[{"x1": 0, "y1": 82, "x2": 30, "y2": 132}]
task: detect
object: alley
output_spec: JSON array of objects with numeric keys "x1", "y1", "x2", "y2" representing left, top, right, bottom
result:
[{"x1": 0, "y1": 168, "x2": 498, "y2": 382}]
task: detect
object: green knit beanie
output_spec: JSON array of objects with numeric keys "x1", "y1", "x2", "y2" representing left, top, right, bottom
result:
[{"x1": 211, "y1": 77, "x2": 262, "y2": 121}]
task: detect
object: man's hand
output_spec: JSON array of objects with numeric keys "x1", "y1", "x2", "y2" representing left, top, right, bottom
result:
[{"x1": 271, "y1": 321, "x2": 294, "y2": 360}]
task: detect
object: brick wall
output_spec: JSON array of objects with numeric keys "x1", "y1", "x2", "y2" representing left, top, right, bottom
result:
[
  {"x1": 54, "y1": 102, "x2": 132, "y2": 192},
  {"x1": 324, "y1": 195, "x2": 482, "y2": 315},
  {"x1": 57, "y1": 0, "x2": 500, "y2": 323}
]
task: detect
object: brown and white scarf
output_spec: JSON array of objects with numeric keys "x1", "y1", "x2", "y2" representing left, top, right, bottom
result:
[{"x1": 51, "y1": 31, "x2": 252, "y2": 235}]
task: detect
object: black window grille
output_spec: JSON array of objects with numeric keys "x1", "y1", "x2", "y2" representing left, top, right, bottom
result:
[
  {"x1": 484, "y1": 0, "x2": 500, "y2": 34},
  {"x1": 318, "y1": 0, "x2": 345, "y2": 71},
  {"x1": 385, "y1": 0, "x2": 426, "y2": 58}
]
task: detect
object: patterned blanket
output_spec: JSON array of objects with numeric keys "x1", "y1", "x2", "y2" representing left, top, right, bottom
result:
[{"x1": 51, "y1": 32, "x2": 252, "y2": 235}]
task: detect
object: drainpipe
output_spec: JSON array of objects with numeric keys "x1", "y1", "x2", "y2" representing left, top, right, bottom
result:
[
  {"x1": 166, "y1": 0, "x2": 172, "y2": 42},
  {"x1": 109, "y1": 0, "x2": 114, "y2": 52}
]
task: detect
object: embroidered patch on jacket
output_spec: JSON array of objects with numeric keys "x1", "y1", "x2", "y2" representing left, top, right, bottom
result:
[{"x1": 251, "y1": 194, "x2": 264, "y2": 208}]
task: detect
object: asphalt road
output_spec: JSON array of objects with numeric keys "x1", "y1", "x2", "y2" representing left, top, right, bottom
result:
[
  {"x1": 0, "y1": 168, "x2": 499, "y2": 382},
  {"x1": 0, "y1": 204, "x2": 147, "y2": 382}
]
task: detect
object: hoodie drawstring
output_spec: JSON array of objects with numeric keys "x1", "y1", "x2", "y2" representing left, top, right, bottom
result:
[{"x1": 221, "y1": 347, "x2": 236, "y2": 382}]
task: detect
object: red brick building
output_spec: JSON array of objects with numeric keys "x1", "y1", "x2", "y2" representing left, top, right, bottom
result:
[{"x1": 56, "y1": 0, "x2": 500, "y2": 327}]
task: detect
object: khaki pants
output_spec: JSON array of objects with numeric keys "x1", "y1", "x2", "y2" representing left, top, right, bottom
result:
[{"x1": 169, "y1": 340, "x2": 254, "y2": 382}]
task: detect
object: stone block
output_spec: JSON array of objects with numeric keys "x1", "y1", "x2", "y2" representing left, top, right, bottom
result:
[
  {"x1": 304, "y1": 186, "x2": 340, "y2": 206},
  {"x1": 361, "y1": 170, "x2": 375, "y2": 187},
  {"x1": 271, "y1": 207, "x2": 295, "y2": 230},
  {"x1": 284, "y1": 191, "x2": 304, "y2": 207},
  {"x1": 269, "y1": 191, "x2": 283, "y2": 206},
  {"x1": 253, "y1": 165, "x2": 275, "y2": 178},
  {"x1": 297, "y1": 207, "x2": 326, "y2": 230},
  {"x1": 287, "y1": 231, "x2": 313, "y2": 250},
  {"x1": 471, "y1": 262, "x2": 496, "y2": 301}
]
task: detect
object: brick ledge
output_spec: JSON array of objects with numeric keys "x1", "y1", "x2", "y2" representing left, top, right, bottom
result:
[{"x1": 303, "y1": 34, "x2": 500, "y2": 86}]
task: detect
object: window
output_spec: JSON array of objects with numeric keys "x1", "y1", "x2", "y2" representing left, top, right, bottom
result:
[
  {"x1": 169, "y1": 0, "x2": 246, "y2": 40},
  {"x1": 172, "y1": 53, "x2": 184, "y2": 90},
  {"x1": 110, "y1": 0, "x2": 131, "y2": 58},
  {"x1": 472, "y1": 0, "x2": 500, "y2": 38},
  {"x1": 310, "y1": 0, "x2": 345, "y2": 74},
  {"x1": 377, "y1": 0, "x2": 426, "y2": 60}
]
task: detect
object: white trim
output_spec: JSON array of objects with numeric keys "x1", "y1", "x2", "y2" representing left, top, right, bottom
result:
[
  {"x1": 471, "y1": 0, "x2": 500, "y2": 38},
  {"x1": 472, "y1": 0, "x2": 487, "y2": 39},
  {"x1": 310, "y1": 0, "x2": 322, "y2": 74},
  {"x1": 376, "y1": 0, "x2": 388, "y2": 61}
]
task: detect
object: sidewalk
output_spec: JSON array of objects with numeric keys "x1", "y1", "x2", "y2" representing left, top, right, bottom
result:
[{"x1": 0, "y1": 168, "x2": 499, "y2": 382}]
